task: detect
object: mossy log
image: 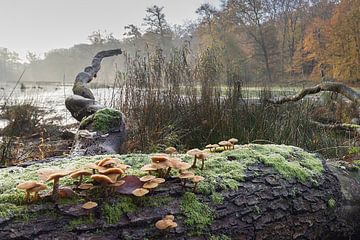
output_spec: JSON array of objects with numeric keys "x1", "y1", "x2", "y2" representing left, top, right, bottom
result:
[{"x1": 0, "y1": 144, "x2": 359, "y2": 239}]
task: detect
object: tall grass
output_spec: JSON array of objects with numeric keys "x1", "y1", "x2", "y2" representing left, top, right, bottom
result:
[{"x1": 113, "y1": 45, "x2": 352, "y2": 157}]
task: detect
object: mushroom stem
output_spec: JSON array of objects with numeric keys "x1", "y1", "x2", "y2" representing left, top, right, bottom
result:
[
  {"x1": 25, "y1": 191, "x2": 30, "y2": 202},
  {"x1": 200, "y1": 160, "x2": 205, "y2": 170},
  {"x1": 34, "y1": 192, "x2": 39, "y2": 202},
  {"x1": 164, "y1": 167, "x2": 172, "y2": 179},
  {"x1": 52, "y1": 178, "x2": 60, "y2": 202},
  {"x1": 78, "y1": 175, "x2": 83, "y2": 186},
  {"x1": 191, "y1": 157, "x2": 197, "y2": 168},
  {"x1": 192, "y1": 183, "x2": 199, "y2": 193}
]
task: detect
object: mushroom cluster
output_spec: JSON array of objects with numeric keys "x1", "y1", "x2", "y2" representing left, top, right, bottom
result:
[
  {"x1": 206, "y1": 138, "x2": 238, "y2": 152},
  {"x1": 16, "y1": 181, "x2": 47, "y2": 202}
]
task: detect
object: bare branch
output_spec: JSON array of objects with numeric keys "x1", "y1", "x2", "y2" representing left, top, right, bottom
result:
[{"x1": 266, "y1": 82, "x2": 360, "y2": 105}]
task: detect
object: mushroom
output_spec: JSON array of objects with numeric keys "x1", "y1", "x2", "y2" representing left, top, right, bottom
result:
[
  {"x1": 97, "y1": 157, "x2": 117, "y2": 167},
  {"x1": 218, "y1": 141, "x2": 232, "y2": 150},
  {"x1": 109, "y1": 180, "x2": 125, "y2": 194},
  {"x1": 132, "y1": 188, "x2": 149, "y2": 197},
  {"x1": 87, "y1": 163, "x2": 106, "y2": 174},
  {"x1": 70, "y1": 170, "x2": 92, "y2": 186},
  {"x1": 155, "y1": 216, "x2": 177, "y2": 230},
  {"x1": 178, "y1": 171, "x2": 195, "y2": 187},
  {"x1": 143, "y1": 180, "x2": 159, "y2": 190},
  {"x1": 191, "y1": 176, "x2": 205, "y2": 192},
  {"x1": 187, "y1": 148, "x2": 204, "y2": 168},
  {"x1": 165, "y1": 147, "x2": 177, "y2": 155},
  {"x1": 170, "y1": 159, "x2": 192, "y2": 173},
  {"x1": 228, "y1": 138, "x2": 238, "y2": 149},
  {"x1": 17, "y1": 181, "x2": 47, "y2": 202},
  {"x1": 197, "y1": 152, "x2": 208, "y2": 170},
  {"x1": 140, "y1": 164, "x2": 157, "y2": 175},
  {"x1": 152, "y1": 178, "x2": 166, "y2": 184},
  {"x1": 78, "y1": 183, "x2": 93, "y2": 190},
  {"x1": 91, "y1": 174, "x2": 114, "y2": 197},
  {"x1": 82, "y1": 201, "x2": 98, "y2": 210},
  {"x1": 46, "y1": 171, "x2": 71, "y2": 201},
  {"x1": 140, "y1": 175, "x2": 156, "y2": 182},
  {"x1": 29, "y1": 184, "x2": 48, "y2": 201},
  {"x1": 205, "y1": 144, "x2": 213, "y2": 152}
]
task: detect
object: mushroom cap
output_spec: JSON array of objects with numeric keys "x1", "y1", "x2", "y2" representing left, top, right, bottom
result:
[
  {"x1": 140, "y1": 164, "x2": 157, "y2": 172},
  {"x1": 99, "y1": 167, "x2": 124, "y2": 175},
  {"x1": 132, "y1": 188, "x2": 149, "y2": 197},
  {"x1": 170, "y1": 159, "x2": 192, "y2": 170},
  {"x1": 97, "y1": 157, "x2": 117, "y2": 167},
  {"x1": 192, "y1": 176, "x2": 205, "y2": 183},
  {"x1": 151, "y1": 161, "x2": 171, "y2": 170},
  {"x1": 155, "y1": 219, "x2": 175, "y2": 230},
  {"x1": 212, "y1": 144, "x2": 220, "y2": 148},
  {"x1": 218, "y1": 140, "x2": 232, "y2": 146},
  {"x1": 143, "y1": 181, "x2": 159, "y2": 189},
  {"x1": 228, "y1": 138, "x2": 239, "y2": 144},
  {"x1": 140, "y1": 175, "x2": 156, "y2": 182},
  {"x1": 186, "y1": 148, "x2": 202, "y2": 156},
  {"x1": 151, "y1": 155, "x2": 169, "y2": 163},
  {"x1": 82, "y1": 201, "x2": 98, "y2": 210},
  {"x1": 205, "y1": 144, "x2": 213, "y2": 148},
  {"x1": 16, "y1": 181, "x2": 39, "y2": 190},
  {"x1": 87, "y1": 163, "x2": 107, "y2": 172},
  {"x1": 46, "y1": 171, "x2": 71, "y2": 182},
  {"x1": 78, "y1": 183, "x2": 93, "y2": 190},
  {"x1": 106, "y1": 173, "x2": 119, "y2": 183},
  {"x1": 152, "y1": 178, "x2": 166, "y2": 184},
  {"x1": 109, "y1": 180, "x2": 126, "y2": 187},
  {"x1": 116, "y1": 163, "x2": 131, "y2": 170},
  {"x1": 91, "y1": 174, "x2": 114, "y2": 184},
  {"x1": 168, "y1": 221, "x2": 178, "y2": 228},
  {"x1": 28, "y1": 183, "x2": 47, "y2": 193},
  {"x1": 164, "y1": 214, "x2": 175, "y2": 221},
  {"x1": 165, "y1": 147, "x2": 177, "y2": 154},
  {"x1": 70, "y1": 170, "x2": 92, "y2": 179},
  {"x1": 178, "y1": 171, "x2": 195, "y2": 179},
  {"x1": 37, "y1": 169, "x2": 61, "y2": 182},
  {"x1": 196, "y1": 152, "x2": 207, "y2": 160}
]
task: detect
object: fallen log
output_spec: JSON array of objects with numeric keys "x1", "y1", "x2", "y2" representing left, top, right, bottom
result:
[{"x1": 0, "y1": 144, "x2": 359, "y2": 239}]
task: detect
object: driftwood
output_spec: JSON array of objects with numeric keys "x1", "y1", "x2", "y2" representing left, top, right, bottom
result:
[
  {"x1": 64, "y1": 50, "x2": 126, "y2": 156},
  {"x1": 266, "y1": 82, "x2": 360, "y2": 105}
]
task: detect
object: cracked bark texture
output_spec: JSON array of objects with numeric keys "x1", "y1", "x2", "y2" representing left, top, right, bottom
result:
[{"x1": 1, "y1": 160, "x2": 359, "y2": 240}]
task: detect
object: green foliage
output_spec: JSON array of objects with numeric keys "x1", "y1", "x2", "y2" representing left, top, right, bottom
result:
[
  {"x1": 102, "y1": 197, "x2": 137, "y2": 224},
  {"x1": 180, "y1": 192, "x2": 214, "y2": 234},
  {"x1": 328, "y1": 198, "x2": 336, "y2": 209},
  {"x1": 141, "y1": 196, "x2": 173, "y2": 208},
  {"x1": 0, "y1": 203, "x2": 26, "y2": 219},
  {"x1": 348, "y1": 146, "x2": 360, "y2": 155}
]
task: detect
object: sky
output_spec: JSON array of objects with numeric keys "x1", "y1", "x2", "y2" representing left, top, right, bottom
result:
[{"x1": 0, "y1": 0, "x2": 221, "y2": 61}]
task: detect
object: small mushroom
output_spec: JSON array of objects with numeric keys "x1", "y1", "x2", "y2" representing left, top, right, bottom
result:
[
  {"x1": 152, "y1": 178, "x2": 166, "y2": 184},
  {"x1": 70, "y1": 170, "x2": 92, "y2": 186},
  {"x1": 228, "y1": 138, "x2": 238, "y2": 149},
  {"x1": 187, "y1": 149, "x2": 204, "y2": 168},
  {"x1": 197, "y1": 152, "x2": 208, "y2": 170},
  {"x1": 91, "y1": 174, "x2": 114, "y2": 197},
  {"x1": 140, "y1": 175, "x2": 156, "y2": 182},
  {"x1": 97, "y1": 157, "x2": 117, "y2": 167},
  {"x1": 132, "y1": 188, "x2": 149, "y2": 197},
  {"x1": 99, "y1": 167, "x2": 124, "y2": 177},
  {"x1": 165, "y1": 147, "x2": 177, "y2": 155},
  {"x1": 178, "y1": 171, "x2": 195, "y2": 187},
  {"x1": 29, "y1": 184, "x2": 48, "y2": 201},
  {"x1": 109, "y1": 180, "x2": 125, "y2": 194},
  {"x1": 46, "y1": 171, "x2": 71, "y2": 201},
  {"x1": 205, "y1": 144, "x2": 213, "y2": 152},
  {"x1": 143, "y1": 180, "x2": 159, "y2": 190},
  {"x1": 17, "y1": 181, "x2": 46, "y2": 202},
  {"x1": 155, "y1": 216, "x2": 177, "y2": 230},
  {"x1": 218, "y1": 141, "x2": 232, "y2": 150},
  {"x1": 82, "y1": 201, "x2": 98, "y2": 210},
  {"x1": 78, "y1": 183, "x2": 93, "y2": 190},
  {"x1": 191, "y1": 176, "x2": 205, "y2": 192}
]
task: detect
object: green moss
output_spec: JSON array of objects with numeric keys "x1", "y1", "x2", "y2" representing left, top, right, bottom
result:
[
  {"x1": 210, "y1": 192, "x2": 224, "y2": 204},
  {"x1": 66, "y1": 216, "x2": 94, "y2": 230},
  {"x1": 80, "y1": 108, "x2": 122, "y2": 133},
  {"x1": 142, "y1": 196, "x2": 173, "y2": 208},
  {"x1": 354, "y1": 160, "x2": 360, "y2": 166},
  {"x1": 102, "y1": 196, "x2": 137, "y2": 224},
  {"x1": 328, "y1": 198, "x2": 336, "y2": 208},
  {"x1": 180, "y1": 192, "x2": 214, "y2": 235},
  {"x1": 0, "y1": 203, "x2": 26, "y2": 219}
]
